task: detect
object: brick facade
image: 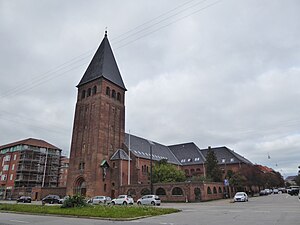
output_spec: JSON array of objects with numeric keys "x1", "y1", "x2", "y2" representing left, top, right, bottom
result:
[{"x1": 67, "y1": 78, "x2": 126, "y2": 197}]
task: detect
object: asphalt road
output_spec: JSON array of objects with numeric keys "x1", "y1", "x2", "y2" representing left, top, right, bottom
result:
[{"x1": 0, "y1": 194, "x2": 299, "y2": 225}]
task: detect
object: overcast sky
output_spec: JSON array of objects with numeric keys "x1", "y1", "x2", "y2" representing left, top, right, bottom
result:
[{"x1": 1, "y1": 0, "x2": 299, "y2": 177}]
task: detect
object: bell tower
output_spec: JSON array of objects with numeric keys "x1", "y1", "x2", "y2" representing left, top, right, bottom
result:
[{"x1": 67, "y1": 32, "x2": 126, "y2": 197}]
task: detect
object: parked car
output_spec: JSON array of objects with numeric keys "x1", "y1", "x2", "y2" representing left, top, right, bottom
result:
[
  {"x1": 273, "y1": 189, "x2": 279, "y2": 194},
  {"x1": 42, "y1": 195, "x2": 60, "y2": 204},
  {"x1": 16, "y1": 196, "x2": 32, "y2": 203},
  {"x1": 137, "y1": 195, "x2": 161, "y2": 206},
  {"x1": 298, "y1": 192, "x2": 300, "y2": 199},
  {"x1": 259, "y1": 190, "x2": 267, "y2": 196},
  {"x1": 88, "y1": 196, "x2": 111, "y2": 204},
  {"x1": 288, "y1": 186, "x2": 299, "y2": 196},
  {"x1": 233, "y1": 192, "x2": 248, "y2": 202},
  {"x1": 111, "y1": 195, "x2": 134, "y2": 205}
]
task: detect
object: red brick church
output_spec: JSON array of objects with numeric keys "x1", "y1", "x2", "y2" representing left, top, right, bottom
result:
[{"x1": 66, "y1": 32, "x2": 253, "y2": 201}]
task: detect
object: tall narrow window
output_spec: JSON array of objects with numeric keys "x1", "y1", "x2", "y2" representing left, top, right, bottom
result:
[
  {"x1": 106, "y1": 87, "x2": 110, "y2": 96},
  {"x1": 112, "y1": 90, "x2": 116, "y2": 99},
  {"x1": 117, "y1": 92, "x2": 121, "y2": 101},
  {"x1": 81, "y1": 90, "x2": 86, "y2": 99},
  {"x1": 92, "y1": 86, "x2": 97, "y2": 95},
  {"x1": 87, "y1": 88, "x2": 91, "y2": 97}
]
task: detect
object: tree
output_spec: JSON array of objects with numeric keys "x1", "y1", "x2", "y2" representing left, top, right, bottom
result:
[
  {"x1": 152, "y1": 160, "x2": 185, "y2": 183},
  {"x1": 205, "y1": 149, "x2": 222, "y2": 182}
]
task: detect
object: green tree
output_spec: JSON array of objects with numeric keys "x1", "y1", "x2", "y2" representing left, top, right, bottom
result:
[
  {"x1": 205, "y1": 149, "x2": 222, "y2": 182},
  {"x1": 152, "y1": 160, "x2": 185, "y2": 183}
]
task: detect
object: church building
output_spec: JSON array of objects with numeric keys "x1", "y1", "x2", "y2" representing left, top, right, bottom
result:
[{"x1": 66, "y1": 32, "x2": 252, "y2": 200}]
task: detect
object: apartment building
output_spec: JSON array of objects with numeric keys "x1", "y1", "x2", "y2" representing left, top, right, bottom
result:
[{"x1": 0, "y1": 138, "x2": 61, "y2": 199}]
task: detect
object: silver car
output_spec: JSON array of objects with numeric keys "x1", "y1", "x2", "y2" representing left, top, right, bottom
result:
[
  {"x1": 111, "y1": 195, "x2": 134, "y2": 205},
  {"x1": 234, "y1": 192, "x2": 248, "y2": 202},
  {"x1": 137, "y1": 195, "x2": 161, "y2": 206},
  {"x1": 89, "y1": 196, "x2": 111, "y2": 204}
]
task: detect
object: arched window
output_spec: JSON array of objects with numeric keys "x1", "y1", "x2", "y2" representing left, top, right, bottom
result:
[
  {"x1": 185, "y1": 169, "x2": 189, "y2": 175},
  {"x1": 213, "y1": 187, "x2": 217, "y2": 194},
  {"x1": 191, "y1": 169, "x2": 195, "y2": 175},
  {"x1": 172, "y1": 187, "x2": 184, "y2": 196},
  {"x1": 218, "y1": 187, "x2": 222, "y2": 193},
  {"x1": 207, "y1": 187, "x2": 212, "y2": 194},
  {"x1": 112, "y1": 90, "x2": 116, "y2": 99},
  {"x1": 194, "y1": 188, "x2": 201, "y2": 202},
  {"x1": 117, "y1": 92, "x2": 121, "y2": 101},
  {"x1": 196, "y1": 168, "x2": 201, "y2": 172},
  {"x1": 156, "y1": 187, "x2": 166, "y2": 196},
  {"x1": 92, "y1": 86, "x2": 97, "y2": 95},
  {"x1": 141, "y1": 188, "x2": 151, "y2": 195},
  {"x1": 81, "y1": 90, "x2": 86, "y2": 99},
  {"x1": 87, "y1": 88, "x2": 91, "y2": 97},
  {"x1": 106, "y1": 87, "x2": 110, "y2": 96}
]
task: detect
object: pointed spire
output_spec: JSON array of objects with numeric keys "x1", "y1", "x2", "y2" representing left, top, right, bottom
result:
[{"x1": 77, "y1": 31, "x2": 126, "y2": 90}]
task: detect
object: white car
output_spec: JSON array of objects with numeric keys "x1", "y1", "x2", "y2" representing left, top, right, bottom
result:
[
  {"x1": 234, "y1": 192, "x2": 248, "y2": 202},
  {"x1": 88, "y1": 196, "x2": 111, "y2": 204},
  {"x1": 137, "y1": 195, "x2": 161, "y2": 206},
  {"x1": 111, "y1": 195, "x2": 134, "y2": 205}
]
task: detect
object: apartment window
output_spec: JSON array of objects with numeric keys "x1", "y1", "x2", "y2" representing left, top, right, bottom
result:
[
  {"x1": 1, "y1": 175, "x2": 7, "y2": 181},
  {"x1": 4, "y1": 155, "x2": 11, "y2": 161},
  {"x1": 12, "y1": 164, "x2": 15, "y2": 170},
  {"x1": 10, "y1": 174, "x2": 13, "y2": 180},
  {"x1": 13, "y1": 154, "x2": 17, "y2": 160},
  {"x1": 3, "y1": 165, "x2": 9, "y2": 171}
]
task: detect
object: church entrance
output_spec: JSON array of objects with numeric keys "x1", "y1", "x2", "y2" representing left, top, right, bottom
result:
[{"x1": 73, "y1": 177, "x2": 86, "y2": 196}]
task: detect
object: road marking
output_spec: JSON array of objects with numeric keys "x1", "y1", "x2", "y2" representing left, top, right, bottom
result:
[{"x1": 9, "y1": 220, "x2": 29, "y2": 224}]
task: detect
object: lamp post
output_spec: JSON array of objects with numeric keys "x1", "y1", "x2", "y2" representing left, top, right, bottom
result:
[{"x1": 147, "y1": 140, "x2": 155, "y2": 194}]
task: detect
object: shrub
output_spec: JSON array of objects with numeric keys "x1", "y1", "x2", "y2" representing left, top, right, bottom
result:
[{"x1": 61, "y1": 195, "x2": 87, "y2": 208}]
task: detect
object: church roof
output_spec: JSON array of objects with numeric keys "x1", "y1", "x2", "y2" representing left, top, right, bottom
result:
[
  {"x1": 110, "y1": 149, "x2": 131, "y2": 161},
  {"x1": 124, "y1": 133, "x2": 181, "y2": 165},
  {"x1": 168, "y1": 142, "x2": 206, "y2": 165},
  {"x1": 77, "y1": 32, "x2": 126, "y2": 90},
  {"x1": 201, "y1": 146, "x2": 252, "y2": 165}
]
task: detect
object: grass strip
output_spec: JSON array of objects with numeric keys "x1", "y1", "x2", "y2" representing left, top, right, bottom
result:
[{"x1": 0, "y1": 204, "x2": 179, "y2": 219}]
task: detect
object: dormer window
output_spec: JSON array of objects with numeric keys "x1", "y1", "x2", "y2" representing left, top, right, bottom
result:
[{"x1": 230, "y1": 158, "x2": 234, "y2": 162}]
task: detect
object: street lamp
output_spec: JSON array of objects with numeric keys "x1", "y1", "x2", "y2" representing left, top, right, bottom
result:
[{"x1": 147, "y1": 140, "x2": 155, "y2": 194}]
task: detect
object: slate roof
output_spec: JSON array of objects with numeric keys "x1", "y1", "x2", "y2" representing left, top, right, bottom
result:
[
  {"x1": 0, "y1": 138, "x2": 61, "y2": 151},
  {"x1": 168, "y1": 143, "x2": 206, "y2": 165},
  {"x1": 110, "y1": 149, "x2": 131, "y2": 161},
  {"x1": 124, "y1": 133, "x2": 181, "y2": 165},
  {"x1": 201, "y1": 147, "x2": 252, "y2": 165},
  {"x1": 77, "y1": 32, "x2": 126, "y2": 90}
]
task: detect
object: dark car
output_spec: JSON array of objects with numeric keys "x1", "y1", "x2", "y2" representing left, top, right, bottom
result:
[
  {"x1": 42, "y1": 195, "x2": 60, "y2": 204},
  {"x1": 16, "y1": 196, "x2": 32, "y2": 203}
]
